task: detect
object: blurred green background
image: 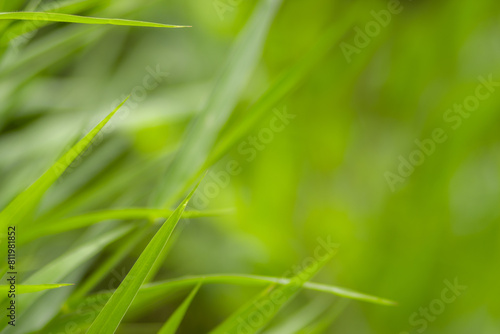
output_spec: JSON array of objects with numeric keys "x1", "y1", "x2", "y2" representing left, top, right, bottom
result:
[{"x1": 1, "y1": 0, "x2": 500, "y2": 333}]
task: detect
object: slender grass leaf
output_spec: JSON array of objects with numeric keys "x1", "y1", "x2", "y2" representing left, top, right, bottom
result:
[
  {"x1": 158, "y1": 282, "x2": 202, "y2": 334},
  {"x1": 143, "y1": 225, "x2": 180, "y2": 285},
  {"x1": 0, "y1": 284, "x2": 72, "y2": 295},
  {"x1": 0, "y1": 12, "x2": 189, "y2": 28},
  {"x1": 66, "y1": 226, "x2": 150, "y2": 309},
  {"x1": 209, "y1": 250, "x2": 336, "y2": 334},
  {"x1": 0, "y1": 96, "x2": 128, "y2": 234},
  {"x1": 0, "y1": 0, "x2": 165, "y2": 76},
  {"x1": 38, "y1": 149, "x2": 168, "y2": 222},
  {"x1": 86, "y1": 179, "x2": 202, "y2": 334},
  {"x1": 137, "y1": 274, "x2": 396, "y2": 307},
  {"x1": 51, "y1": 272, "x2": 394, "y2": 333},
  {"x1": 0, "y1": 225, "x2": 132, "y2": 333},
  {"x1": 0, "y1": 0, "x2": 103, "y2": 45}
]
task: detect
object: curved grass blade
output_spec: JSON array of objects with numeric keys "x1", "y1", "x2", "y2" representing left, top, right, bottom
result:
[
  {"x1": 50, "y1": 272, "x2": 394, "y2": 333},
  {"x1": 139, "y1": 274, "x2": 396, "y2": 308},
  {"x1": 153, "y1": 0, "x2": 283, "y2": 208},
  {"x1": 86, "y1": 179, "x2": 202, "y2": 334},
  {"x1": 158, "y1": 282, "x2": 202, "y2": 334},
  {"x1": 209, "y1": 250, "x2": 336, "y2": 334},
  {"x1": 0, "y1": 12, "x2": 189, "y2": 28},
  {"x1": 0, "y1": 284, "x2": 72, "y2": 295},
  {"x1": 20, "y1": 208, "x2": 232, "y2": 245},
  {"x1": 0, "y1": 97, "x2": 128, "y2": 234}
]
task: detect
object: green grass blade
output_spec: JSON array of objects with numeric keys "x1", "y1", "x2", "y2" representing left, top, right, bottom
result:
[
  {"x1": 0, "y1": 225, "x2": 132, "y2": 333},
  {"x1": 143, "y1": 226, "x2": 180, "y2": 285},
  {"x1": 0, "y1": 284, "x2": 72, "y2": 295},
  {"x1": 0, "y1": 0, "x2": 103, "y2": 45},
  {"x1": 153, "y1": 0, "x2": 283, "y2": 208},
  {"x1": 0, "y1": 97, "x2": 128, "y2": 233},
  {"x1": 53, "y1": 272, "x2": 394, "y2": 332},
  {"x1": 209, "y1": 251, "x2": 336, "y2": 334},
  {"x1": 157, "y1": 282, "x2": 202, "y2": 334},
  {"x1": 66, "y1": 226, "x2": 149, "y2": 309},
  {"x1": 0, "y1": 12, "x2": 189, "y2": 28},
  {"x1": 86, "y1": 180, "x2": 202, "y2": 334},
  {"x1": 139, "y1": 274, "x2": 396, "y2": 307},
  {"x1": 20, "y1": 208, "x2": 231, "y2": 245},
  {"x1": 37, "y1": 151, "x2": 167, "y2": 223}
]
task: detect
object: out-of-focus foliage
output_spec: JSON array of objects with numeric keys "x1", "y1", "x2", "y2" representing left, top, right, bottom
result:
[{"x1": 0, "y1": 0, "x2": 499, "y2": 333}]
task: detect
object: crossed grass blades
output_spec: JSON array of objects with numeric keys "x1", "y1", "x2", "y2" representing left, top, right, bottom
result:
[{"x1": 0, "y1": 1, "x2": 395, "y2": 333}]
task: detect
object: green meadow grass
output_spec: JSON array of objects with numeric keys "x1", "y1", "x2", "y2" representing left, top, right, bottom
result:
[
  {"x1": 1, "y1": 0, "x2": 499, "y2": 333},
  {"x1": 0, "y1": 1, "x2": 394, "y2": 333}
]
